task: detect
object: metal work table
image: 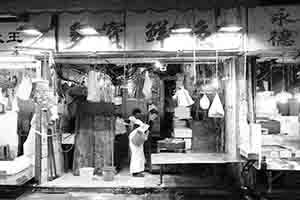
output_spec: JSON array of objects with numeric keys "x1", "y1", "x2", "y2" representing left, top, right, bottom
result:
[
  {"x1": 255, "y1": 158, "x2": 300, "y2": 192},
  {"x1": 151, "y1": 152, "x2": 242, "y2": 185}
]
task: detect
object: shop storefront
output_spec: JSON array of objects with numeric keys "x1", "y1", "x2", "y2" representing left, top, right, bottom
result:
[
  {"x1": 0, "y1": 4, "x2": 299, "y2": 191},
  {"x1": 240, "y1": 5, "x2": 300, "y2": 194}
]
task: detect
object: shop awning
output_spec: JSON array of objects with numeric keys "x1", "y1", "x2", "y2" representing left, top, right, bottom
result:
[{"x1": 54, "y1": 50, "x2": 240, "y2": 64}]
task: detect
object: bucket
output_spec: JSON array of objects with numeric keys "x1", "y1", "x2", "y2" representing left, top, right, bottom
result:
[
  {"x1": 102, "y1": 166, "x2": 115, "y2": 181},
  {"x1": 79, "y1": 167, "x2": 94, "y2": 179}
]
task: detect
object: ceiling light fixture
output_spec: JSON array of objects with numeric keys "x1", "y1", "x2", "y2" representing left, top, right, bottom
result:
[
  {"x1": 76, "y1": 25, "x2": 99, "y2": 36},
  {"x1": 218, "y1": 23, "x2": 243, "y2": 33},
  {"x1": 171, "y1": 24, "x2": 192, "y2": 34},
  {"x1": 216, "y1": 7, "x2": 243, "y2": 33},
  {"x1": 171, "y1": 27, "x2": 192, "y2": 34},
  {"x1": 17, "y1": 24, "x2": 43, "y2": 36},
  {"x1": 0, "y1": 14, "x2": 17, "y2": 19}
]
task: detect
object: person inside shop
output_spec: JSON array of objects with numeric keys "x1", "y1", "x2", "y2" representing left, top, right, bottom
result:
[
  {"x1": 165, "y1": 88, "x2": 176, "y2": 138},
  {"x1": 16, "y1": 77, "x2": 35, "y2": 156},
  {"x1": 114, "y1": 112, "x2": 128, "y2": 173},
  {"x1": 144, "y1": 104, "x2": 159, "y2": 171},
  {"x1": 128, "y1": 108, "x2": 149, "y2": 177}
]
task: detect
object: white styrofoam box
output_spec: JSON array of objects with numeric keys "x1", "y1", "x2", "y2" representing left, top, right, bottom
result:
[
  {"x1": 184, "y1": 138, "x2": 192, "y2": 150},
  {"x1": 278, "y1": 116, "x2": 300, "y2": 136},
  {"x1": 0, "y1": 155, "x2": 32, "y2": 175},
  {"x1": 173, "y1": 128, "x2": 192, "y2": 138},
  {"x1": 174, "y1": 106, "x2": 191, "y2": 119},
  {"x1": 0, "y1": 112, "x2": 18, "y2": 156},
  {"x1": 255, "y1": 91, "x2": 278, "y2": 118},
  {"x1": 0, "y1": 164, "x2": 33, "y2": 185},
  {"x1": 173, "y1": 119, "x2": 187, "y2": 128}
]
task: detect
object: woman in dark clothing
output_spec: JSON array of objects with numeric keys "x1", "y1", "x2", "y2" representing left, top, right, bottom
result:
[
  {"x1": 17, "y1": 98, "x2": 35, "y2": 156},
  {"x1": 114, "y1": 112, "x2": 128, "y2": 172}
]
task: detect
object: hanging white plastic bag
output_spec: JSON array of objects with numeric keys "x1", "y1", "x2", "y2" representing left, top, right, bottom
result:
[
  {"x1": 16, "y1": 76, "x2": 32, "y2": 100},
  {"x1": 142, "y1": 71, "x2": 152, "y2": 99},
  {"x1": 87, "y1": 70, "x2": 100, "y2": 102},
  {"x1": 200, "y1": 94, "x2": 210, "y2": 110},
  {"x1": 174, "y1": 87, "x2": 194, "y2": 107},
  {"x1": 208, "y1": 93, "x2": 224, "y2": 118}
]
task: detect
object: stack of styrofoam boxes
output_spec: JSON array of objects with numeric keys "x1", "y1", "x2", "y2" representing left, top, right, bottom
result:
[{"x1": 173, "y1": 106, "x2": 193, "y2": 150}]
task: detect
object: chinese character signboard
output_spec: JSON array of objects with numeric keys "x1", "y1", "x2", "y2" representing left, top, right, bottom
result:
[
  {"x1": 248, "y1": 5, "x2": 300, "y2": 52},
  {"x1": 126, "y1": 9, "x2": 243, "y2": 51},
  {"x1": 58, "y1": 12, "x2": 124, "y2": 52},
  {"x1": 0, "y1": 23, "x2": 25, "y2": 50},
  {"x1": 58, "y1": 9, "x2": 243, "y2": 52}
]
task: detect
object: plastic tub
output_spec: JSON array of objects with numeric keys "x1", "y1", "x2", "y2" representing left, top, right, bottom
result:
[
  {"x1": 79, "y1": 167, "x2": 94, "y2": 179},
  {"x1": 102, "y1": 166, "x2": 115, "y2": 181}
]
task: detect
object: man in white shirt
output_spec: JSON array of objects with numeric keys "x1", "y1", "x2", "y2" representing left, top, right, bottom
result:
[{"x1": 128, "y1": 108, "x2": 148, "y2": 177}]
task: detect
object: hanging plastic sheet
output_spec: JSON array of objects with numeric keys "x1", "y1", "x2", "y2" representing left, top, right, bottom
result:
[
  {"x1": 142, "y1": 71, "x2": 152, "y2": 99},
  {"x1": 208, "y1": 93, "x2": 224, "y2": 118},
  {"x1": 173, "y1": 87, "x2": 194, "y2": 107},
  {"x1": 87, "y1": 70, "x2": 100, "y2": 102},
  {"x1": 16, "y1": 76, "x2": 32, "y2": 101},
  {"x1": 200, "y1": 94, "x2": 210, "y2": 110}
]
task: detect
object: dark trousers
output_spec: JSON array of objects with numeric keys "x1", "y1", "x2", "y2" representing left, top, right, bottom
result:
[
  {"x1": 114, "y1": 134, "x2": 128, "y2": 171},
  {"x1": 17, "y1": 132, "x2": 29, "y2": 156},
  {"x1": 144, "y1": 134, "x2": 152, "y2": 171},
  {"x1": 165, "y1": 112, "x2": 174, "y2": 138}
]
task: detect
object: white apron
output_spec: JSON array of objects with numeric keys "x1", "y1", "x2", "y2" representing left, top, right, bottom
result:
[{"x1": 129, "y1": 130, "x2": 145, "y2": 174}]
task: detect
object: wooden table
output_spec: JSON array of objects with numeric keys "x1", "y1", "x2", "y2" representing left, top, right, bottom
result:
[{"x1": 151, "y1": 153, "x2": 242, "y2": 185}]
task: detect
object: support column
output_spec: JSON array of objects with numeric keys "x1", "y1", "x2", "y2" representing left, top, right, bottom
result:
[{"x1": 224, "y1": 57, "x2": 238, "y2": 160}]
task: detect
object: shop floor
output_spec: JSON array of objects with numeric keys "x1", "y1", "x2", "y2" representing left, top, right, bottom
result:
[
  {"x1": 17, "y1": 191, "x2": 234, "y2": 200},
  {"x1": 40, "y1": 167, "x2": 224, "y2": 188}
]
